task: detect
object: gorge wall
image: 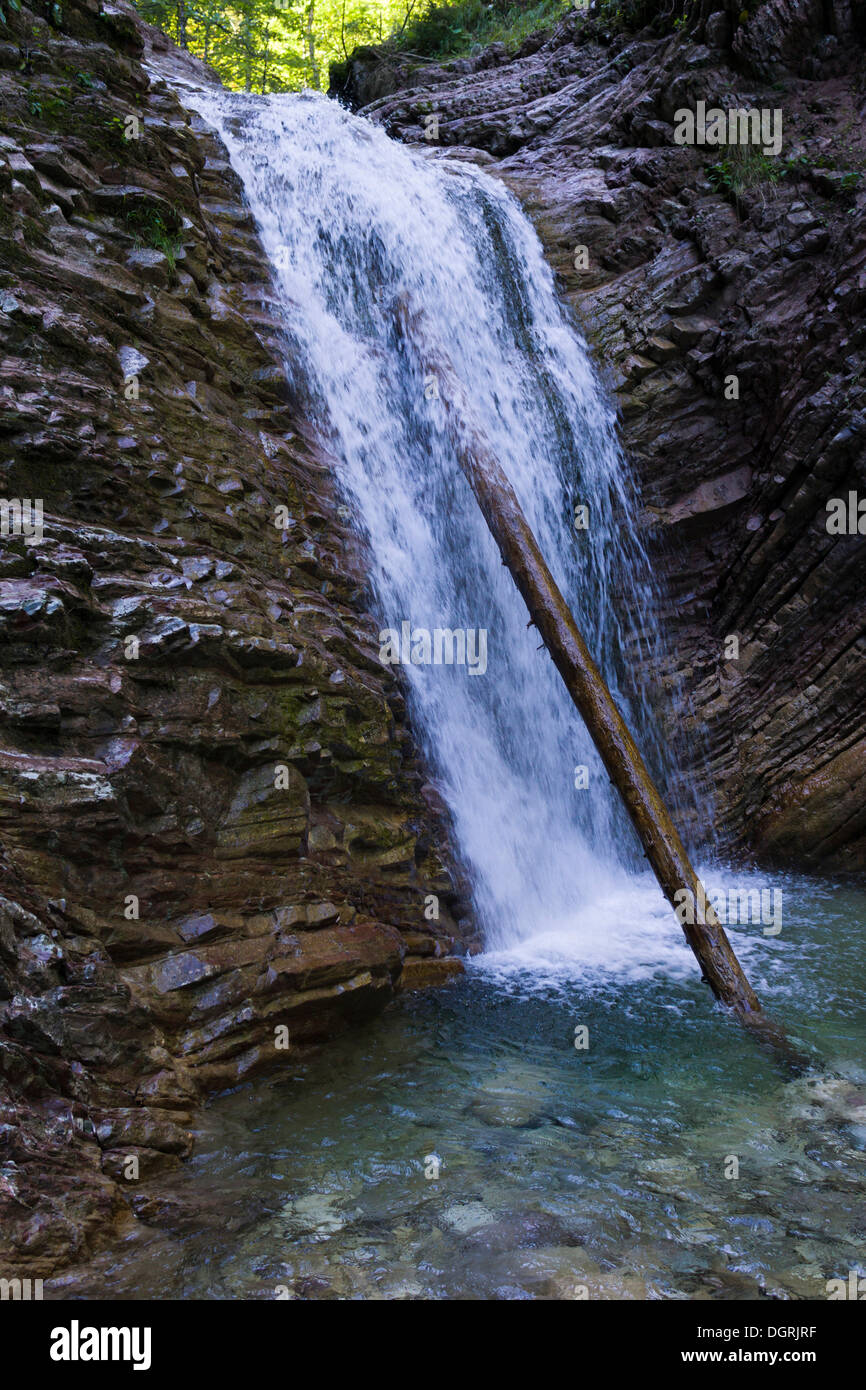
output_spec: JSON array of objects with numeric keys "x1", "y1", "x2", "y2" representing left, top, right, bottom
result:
[
  {"x1": 0, "y1": 0, "x2": 466, "y2": 1273},
  {"x1": 343, "y1": 0, "x2": 866, "y2": 869}
]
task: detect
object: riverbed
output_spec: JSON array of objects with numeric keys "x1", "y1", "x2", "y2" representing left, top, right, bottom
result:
[{"x1": 49, "y1": 871, "x2": 866, "y2": 1301}]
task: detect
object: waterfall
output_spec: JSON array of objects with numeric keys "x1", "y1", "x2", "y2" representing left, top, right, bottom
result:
[{"x1": 185, "y1": 87, "x2": 683, "y2": 974}]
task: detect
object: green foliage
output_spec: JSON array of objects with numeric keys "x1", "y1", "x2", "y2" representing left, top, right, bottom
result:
[
  {"x1": 592, "y1": 0, "x2": 686, "y2": 34},
  {"x1": 709, "y1": 147, "x2": 864, "y2": 204},
  {"x1": 120, "y1": 197, "x2": 184, "y2": 270},
  {"x1": 707, "y1": 147, "x2": 784, "y2": 199},
  {"x1": 386, "y1": 0, "x2": 572, "y2": 60},
  {"x1": 130, "y1": 0, "x2": 583, "y2": 91},
  {"x1": 104, "y1": 113, "x2": 135, "y2": 153},
  {"x1": 130, "y1": 0, "x2": 422, "y2": 92},
  {"x1": 22, "y1": 80, "x2": 74, "y2": 128}
]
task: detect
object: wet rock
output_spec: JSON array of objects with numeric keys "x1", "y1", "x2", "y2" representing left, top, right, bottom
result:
[
  {"x1": 468, "y1": 1066, "x2": 549, "y2": 1129},
  {"x1": 216, "y1": 764, "x2": 310, "y2": 858},
  {"x1": 101, "y1": 1146, "x2": 183, "y2": 1181},
  {"x1": 469, "y1": 1091, "x2": 546, "y2": 1128},
  {"x1": 399, "y1": 956, "x2": 463, "y2": 989},
  {"x1": 126, "y1": 248, "x2": 171, "y2": 287},
  {"x1": 484, "y1": 1245, "x2": 603, "y2": 1298},
  {"x1": 440, "y1": 1200, "x2": 496, "y2": 1235},
  {"x1": 287, "y1": 1192, "x2": 348, "y2": 1236},
  {"x1": 459, "y1": 1210, "x2": 582, "y2": 1253},
  {"x1": 177, "y1": 913, "x2": 220, "y2": 944},
  {"x1": 783, "y1": 1074, "x2": 866, "y2": 1128}
]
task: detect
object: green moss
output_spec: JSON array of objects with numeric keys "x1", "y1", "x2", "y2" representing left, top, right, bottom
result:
[{"x1": 21, "y1": 215, "x2": 52, "y2": 251}]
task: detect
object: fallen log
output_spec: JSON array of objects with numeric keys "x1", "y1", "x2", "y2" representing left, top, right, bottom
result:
[{"x1": 394, "y1": 298, "x2": 810, "y2": 1069}]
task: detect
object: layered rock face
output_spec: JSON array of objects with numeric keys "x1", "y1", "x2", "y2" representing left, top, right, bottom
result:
[
  {"x1": 0, "y1": 0, "x2": 466, "y2": 1272},
  {"x1": 350, "y1": 0, "x2": 866, "y2": 868}
]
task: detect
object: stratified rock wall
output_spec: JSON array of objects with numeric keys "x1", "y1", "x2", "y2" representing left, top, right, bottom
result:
[
  {"x1": 354, "y1": 1, "x2": 866, "y2": 868},
  {"x1": 0, "y1": 0, "x2": 467, "y2": 1273}
]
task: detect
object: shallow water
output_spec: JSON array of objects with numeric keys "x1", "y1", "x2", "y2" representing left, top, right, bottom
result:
[{"x1": 51, "y1": 872, "x2": 866, "y2": 1301}]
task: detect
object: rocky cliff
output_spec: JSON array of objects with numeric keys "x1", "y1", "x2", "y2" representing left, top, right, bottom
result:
[
  {"x1": 345, "y1": 0, "x2": 866, "y2": 868},
  {"x1": 0, "y1": 0, "x2": 467, "y2": 1274}
]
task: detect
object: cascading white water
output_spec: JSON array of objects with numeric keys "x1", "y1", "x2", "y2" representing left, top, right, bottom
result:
[{"x1": 185, "y1": 87, "x2": 692, "y2": 973}]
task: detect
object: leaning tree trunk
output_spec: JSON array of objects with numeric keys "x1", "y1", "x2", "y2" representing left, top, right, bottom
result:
[{"x1": 393, "y1": 298, "x2": 809, "y2": 1069}]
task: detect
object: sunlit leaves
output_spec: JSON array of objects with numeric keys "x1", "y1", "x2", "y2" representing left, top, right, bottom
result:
[{"x1": 132, "y1": 0, "x2": 418, "y2": 92}]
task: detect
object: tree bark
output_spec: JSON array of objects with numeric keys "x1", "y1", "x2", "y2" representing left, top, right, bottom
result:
[
  {"x1": 305, "y1": 1, "x2": 321, "y2": 90},
  {"x1": 176, "y1": 0, "x2": 188, "y2": 50},
  {"x1": 393, "y1": 298, "x2": 809, "y2": 1067}
]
